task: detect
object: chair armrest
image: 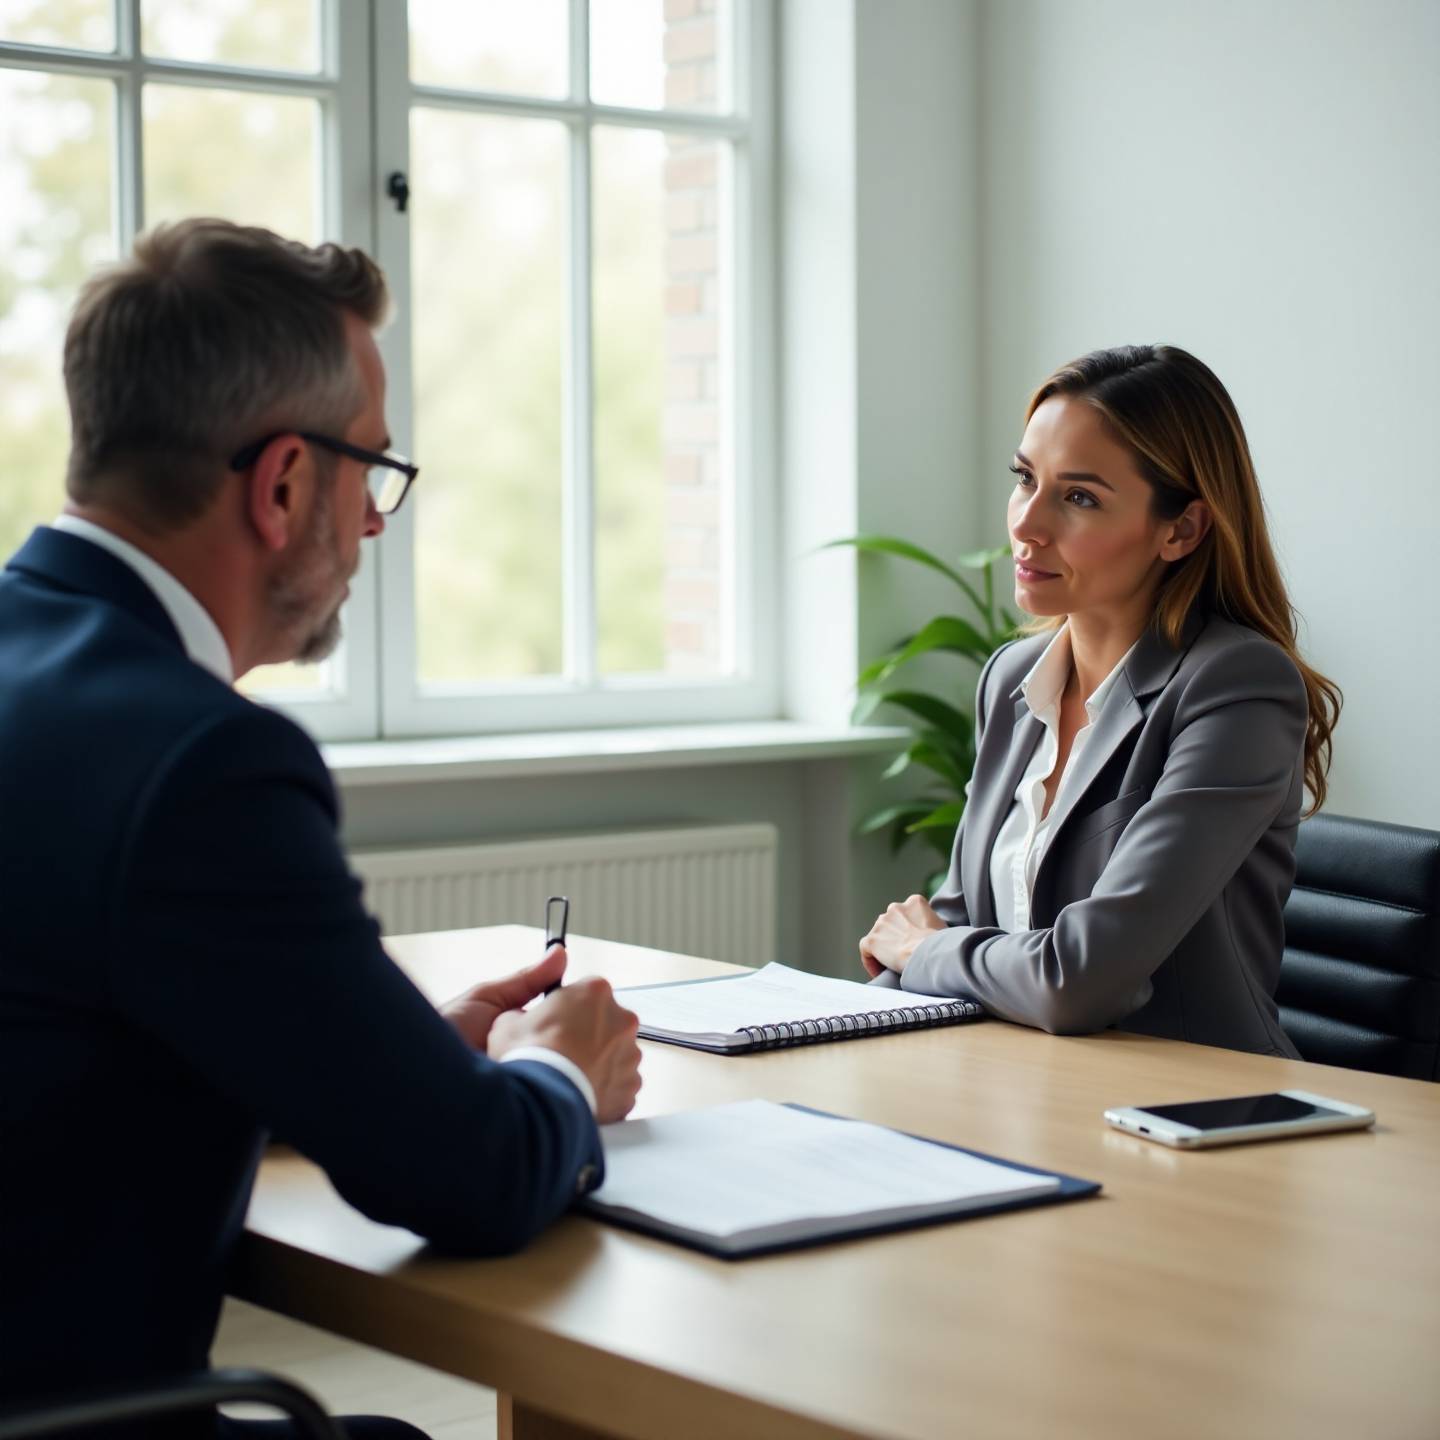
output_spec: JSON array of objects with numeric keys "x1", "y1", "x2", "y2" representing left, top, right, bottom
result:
[{"x1": 0, "y1": 1367, "x2": 346, "y2": 1440}]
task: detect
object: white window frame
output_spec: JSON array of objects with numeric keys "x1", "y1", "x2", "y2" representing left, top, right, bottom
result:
[
  {"x1": 372, "y1": 0, "x2": 777, "y2": 737},
  {"x1": 0, "y1": 0, "x2": 777, "y2": 743}
]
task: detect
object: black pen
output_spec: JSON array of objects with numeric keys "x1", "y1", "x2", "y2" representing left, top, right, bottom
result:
[{"x1": 543, "y1": 895, "x2": 569, "y2": 995}]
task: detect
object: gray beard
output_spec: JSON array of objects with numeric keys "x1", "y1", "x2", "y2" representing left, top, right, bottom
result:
[
  {"x1": 294, "y1": 604, "x2": 343, "y2": 664},
  {"x1": 268, "y1": 489, "x2": 347, "y2": 665}
]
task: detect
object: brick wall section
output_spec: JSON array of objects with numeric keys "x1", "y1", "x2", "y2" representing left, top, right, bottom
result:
[{"x1": 661, "y1": 0, "x2": 722, "y2": 674}]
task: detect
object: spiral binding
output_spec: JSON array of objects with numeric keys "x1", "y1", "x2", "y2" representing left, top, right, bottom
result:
[{"x1": 736, "y1": 998, "x2": 981, "y2": 1053}]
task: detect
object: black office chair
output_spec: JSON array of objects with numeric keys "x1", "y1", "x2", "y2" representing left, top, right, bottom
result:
[
  {"x1": 1277, "y1": 814, "x2": 1440, "y2": 1079},
  {"x1": 0, "y1": 1368, "x2": 346, "y2": 1440}
]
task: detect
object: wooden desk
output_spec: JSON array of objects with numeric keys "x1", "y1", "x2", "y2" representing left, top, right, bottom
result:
[{"x1": 233, "y1": 927, "x2": 1440, "y2": 1440}]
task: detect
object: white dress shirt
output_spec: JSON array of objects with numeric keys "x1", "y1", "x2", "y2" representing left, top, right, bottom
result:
[
  {"x1": 48, "y1": 517, "x2": 597, "y2": 1115},
  {"x1": 53, "y1": 514, "x2": 235, "y2": 683},
  {"x1": 988, "y1": 626, "x2": 1136, "y2": 933}
]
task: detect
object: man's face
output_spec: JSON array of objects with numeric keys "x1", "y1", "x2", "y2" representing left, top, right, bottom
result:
[{"x1": 270, "y1": 316, "x2": 387, "y2": 664}]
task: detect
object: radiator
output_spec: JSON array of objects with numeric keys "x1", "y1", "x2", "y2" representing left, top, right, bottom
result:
[{"x1": 351, "y1": 823, "x2": 777, "y2": 968}]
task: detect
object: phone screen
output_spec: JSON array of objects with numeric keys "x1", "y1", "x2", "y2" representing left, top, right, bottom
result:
[{"x1": 1141, "y1": 1093, "x2": 1344, "y2": 1130}]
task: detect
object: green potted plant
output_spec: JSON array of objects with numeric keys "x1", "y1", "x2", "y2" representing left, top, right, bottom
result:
[{"x1": 825, "y1": 537, "x2": 1019, "y2": 890}]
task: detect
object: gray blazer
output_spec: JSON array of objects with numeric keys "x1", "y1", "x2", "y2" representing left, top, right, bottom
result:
[{"x1": 895, "y1": 612, "x2": 1307, "y2": 1057}]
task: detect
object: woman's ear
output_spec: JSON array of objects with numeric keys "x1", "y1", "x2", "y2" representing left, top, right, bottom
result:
[
  {"x1": 243, "y1": 435, "x2": 308, "y2": 552},
  {"x1": 1160, "y1": 499, "x2": 1212, "y2": 562}
]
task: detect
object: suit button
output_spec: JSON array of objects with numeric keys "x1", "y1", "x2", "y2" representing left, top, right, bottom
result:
[{"x1": 575, "y1": 1163, "x2": 599, "y2": 1194}]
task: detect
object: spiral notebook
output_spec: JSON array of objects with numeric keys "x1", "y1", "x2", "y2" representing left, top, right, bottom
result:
[{"x1": 620, "y1": 962, "x2": 983, "y2": 1054}]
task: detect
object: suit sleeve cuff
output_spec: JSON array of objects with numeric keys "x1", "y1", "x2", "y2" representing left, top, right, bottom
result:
[{"x1": 499, "y1": 1046, "x2": 597, "y2": 1116}]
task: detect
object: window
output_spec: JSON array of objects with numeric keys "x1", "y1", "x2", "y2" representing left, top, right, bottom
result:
[{"x1": 0, "y1": 0, "x2": 775, "y2": 740}]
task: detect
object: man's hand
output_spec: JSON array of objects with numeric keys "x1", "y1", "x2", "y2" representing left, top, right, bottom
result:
[
  {"x1": 859, "y1": 893, "x2": 945, "y2": 978},
  {"x1": 442, "y1": 944, "x2": 569, "y2": 1051},
  {"x1": 489, "y1": 977, "x2": 643, "y2": 1124}
]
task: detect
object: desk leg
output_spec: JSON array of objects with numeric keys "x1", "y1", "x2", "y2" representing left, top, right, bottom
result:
[{"x1": 497, "y1": 1393, "x2": 608, "y2": 1440}]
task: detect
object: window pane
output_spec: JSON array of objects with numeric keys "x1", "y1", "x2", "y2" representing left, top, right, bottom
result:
[
  {"x1": 0, "y1": 0, "x2": 114, "y2": 52},
  {"x1": 590, "y1": 0, "x2": 729, "y2": 114},
  {"x1": 143, "y1": 85, "x2": 320, "y2": 241},
  {"x1": 141, "y1": 0, "x2": 319, "y2": 73},
  {"x1": 239, "y1": 656, "x2": 334, "y2": 696},
  {"x1": 409, "y1": 0, "x2": 567, "y2": 97},
  {"x1": 411, "y1": 109, "x2": 565, "y2": 685},
  {"x1": 0, "y1": 68, "x2": 114, "y2": 560},
  {"x1": 593, "y1": 127, "x2": 729, "y2": 677}
]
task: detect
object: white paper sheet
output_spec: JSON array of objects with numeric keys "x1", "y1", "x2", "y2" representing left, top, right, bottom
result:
[{"x1": 591, "y1": 1099, "x2": 1059, "y2": 1241}]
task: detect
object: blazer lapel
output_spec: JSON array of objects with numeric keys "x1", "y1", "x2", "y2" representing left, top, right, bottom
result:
[
  {"x1": 1035, "y1": 684, "x2": 1145, "y2": 852},
  {"x1": 1035, "y1": 612, "x2": 1205, "y2": 873},
  {"x1": 963, "y1": 690, "x2": 1044, "y2": 927}
]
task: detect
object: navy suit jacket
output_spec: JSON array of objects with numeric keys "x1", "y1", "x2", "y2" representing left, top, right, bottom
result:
[{"x1": 0, "y1": 527, "x2": 602, "y2": 1404}]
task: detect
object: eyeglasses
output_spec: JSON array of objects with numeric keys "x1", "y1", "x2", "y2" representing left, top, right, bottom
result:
[{"x1": 229, "y1": 432, "x2": 419, "y2": 515}]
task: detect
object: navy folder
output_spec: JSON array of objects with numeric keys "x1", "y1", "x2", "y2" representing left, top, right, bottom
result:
[{"x1": 581, "y1": 1103, "x2": 1101, "y2": 1260}]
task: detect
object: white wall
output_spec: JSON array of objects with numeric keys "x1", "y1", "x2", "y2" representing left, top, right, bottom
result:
[
  {"x1": 779, "y1": 0, "x2": 986, "y2": 959},
  {"x1": 976, "y1": 0, "x2": 1440, "y2": 826},
  {"x1": 853, "y1": 0, "x2": 982, "y2": 666},
  {"x1": 780, "y1": 0, "x2": 984, "y2": 721}
]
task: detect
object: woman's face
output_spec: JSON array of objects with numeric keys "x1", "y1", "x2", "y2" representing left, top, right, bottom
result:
[{"x1": 1007, "y1": 395, "x2": 1203, "y2": 630}]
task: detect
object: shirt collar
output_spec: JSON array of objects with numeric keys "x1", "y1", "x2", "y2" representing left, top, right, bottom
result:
[
  {"x1": 51, "y1": 515, "x2": 235, "y2": 685},
  {"x1": 1019, "y1": 624, "x2": 1136, "y2": 727},
  {"x1": 1018, "y1": 626, "x2": 1073, "y2": 724}
]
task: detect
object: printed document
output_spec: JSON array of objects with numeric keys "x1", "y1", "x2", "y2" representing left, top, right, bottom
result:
[{"x1": 585, "y1": 1099, "x2": 1060, "y2": 1252}]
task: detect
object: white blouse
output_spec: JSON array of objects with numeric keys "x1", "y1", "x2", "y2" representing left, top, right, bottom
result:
[{"x1": 987, "y1": 627, "x2": 1136, "y2": 932}]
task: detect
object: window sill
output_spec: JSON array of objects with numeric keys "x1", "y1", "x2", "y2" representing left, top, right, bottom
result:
[{"x1": 324, "y1": 720, "x2": 908, "y2": 788}]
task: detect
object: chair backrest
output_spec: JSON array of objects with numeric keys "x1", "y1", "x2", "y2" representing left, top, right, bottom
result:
[{"x1": 1278, "y1": 814, "x2": 1440, "y2": 1080}]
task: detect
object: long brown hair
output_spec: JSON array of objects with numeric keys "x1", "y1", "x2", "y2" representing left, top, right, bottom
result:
[{"x1": 1024, "y1": 344, "x2": 1340, "y2": 813}]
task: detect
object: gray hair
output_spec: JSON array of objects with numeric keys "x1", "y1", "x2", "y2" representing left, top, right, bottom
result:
[{"x1": 63, "y1": 217, "x2": 389, "y2": 532}]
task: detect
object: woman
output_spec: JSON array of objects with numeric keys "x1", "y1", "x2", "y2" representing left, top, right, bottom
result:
[{"x1": 859, "y1": 344, "x2": 1340, "y2": 1057}]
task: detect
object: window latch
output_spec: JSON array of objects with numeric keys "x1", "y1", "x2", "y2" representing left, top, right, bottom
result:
[{"x1": 385, "y1": 171, "x2": 410, "y2": 214}]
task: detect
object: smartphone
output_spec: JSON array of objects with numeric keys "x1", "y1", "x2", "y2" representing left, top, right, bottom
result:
[{"x1": 1103, "y1": 1090, "x2": 1375, "y2": 1149}]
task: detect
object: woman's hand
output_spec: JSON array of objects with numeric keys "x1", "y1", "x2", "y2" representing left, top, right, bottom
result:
[{"x1": 859, "y1": 894, "x2": 946, "y2": 977}]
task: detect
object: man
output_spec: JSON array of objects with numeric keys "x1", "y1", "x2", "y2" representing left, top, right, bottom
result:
[{"x1": 0, "y1": 219, "x2": 642, "y2": 1438}]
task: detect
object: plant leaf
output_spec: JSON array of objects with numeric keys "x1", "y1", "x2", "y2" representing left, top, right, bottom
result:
[
  {"x1": 825, "y1": 535, "x2": 992, "y2": 620},
  {"x1": 907, "y1": 801, "x2": 966, "y2": 831},
  {"x1": 821, "y1": 534, "x2": 968, "y2": 589},
  {"x1": 880, "y1": 749, "x2": 912, "y2": 781},
  {"x1": 865, "y1": 690, "x2": 974, "y2": 745},
  {"x1": 953, "y1": 544, "x2": 1012, "y2": 569},
  {"x1": 856, "y1": 801, "x2": 935, "y2": 836},
  {"x1": 834, "y1": 532, "x2": 1014, "y2": 883},
  {"x1": 911, "y1": 725, "x2": 974, "y2": 779},
  {"x1": 856, "y1": 647, "x2": 904, "y2": 690},
  {"x1": 867, "y1": 616, "x2": 993, "y2": 686},
  {"x1": 905, "y1": 739, "x2": 969, "y2": 792},
  {"x1": 891, "y1": 814, "x2": 942, "y2": 856},
  {"x1": 850, "y1": 688, "x2": 886, "y2": 724}
]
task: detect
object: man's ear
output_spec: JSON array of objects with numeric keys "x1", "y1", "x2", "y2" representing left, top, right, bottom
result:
[
  {"x1": 244, "y1": 435, "x2": 309, "y2": 552},
  {"x1": 1159, "y1": 499, "x2": 1212, "y2": 562}
]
